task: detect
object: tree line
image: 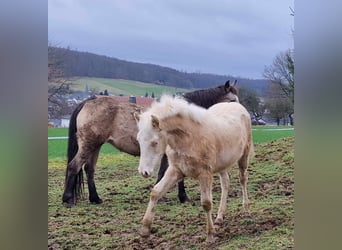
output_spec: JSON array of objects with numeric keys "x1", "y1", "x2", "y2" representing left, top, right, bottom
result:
[
  {"x1": 49, "y1": 46, "x2": 268, "y2": 93},
  {"x1": 48, "y1": 46, "x2": 293, "y2": 125}
]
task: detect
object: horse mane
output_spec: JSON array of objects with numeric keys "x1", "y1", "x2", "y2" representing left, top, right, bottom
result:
[
  {"x1": 147, "y1": 95, "x2": 207, "y2": 124},
  {"x1": 182, "y1": 82, "x2": 238, "y2": 108}
]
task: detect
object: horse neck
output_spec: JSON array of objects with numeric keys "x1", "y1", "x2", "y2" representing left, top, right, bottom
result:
[
  {"x1": 184, "y1": 91, "x2": 220, "y2": 109},
  {"x1": 166, "y1": 128, "x2": 216, "y2": 169},
  {"x1": 162, "y1": 114, "x2": 216, "y2": 164}
]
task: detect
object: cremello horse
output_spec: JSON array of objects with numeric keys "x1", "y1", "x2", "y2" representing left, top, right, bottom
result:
[{"x1": 134, "y1": 95, "x2": 254, "y2": 241}]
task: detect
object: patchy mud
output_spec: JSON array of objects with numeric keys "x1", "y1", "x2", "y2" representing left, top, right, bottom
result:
[{"x1": 123, "y1": 212, "x2": 287, "y2": 250}]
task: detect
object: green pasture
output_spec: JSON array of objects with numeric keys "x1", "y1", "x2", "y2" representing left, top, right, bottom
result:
[
  {"x1": 48, "y1": 135, "x2": 294, "y2": 249},
  {"x1": 69, "y1": 77, "x2": 189, "y2": 97},
  {"x1": 48, "y1": 126, "x2": 294, "y2": 160},
  {"x1": 252, "y1": 126, "x2": 294, "y2": 143},
  {"x1": 48, "y1": 128, "x2": 119, "y2": 160}
]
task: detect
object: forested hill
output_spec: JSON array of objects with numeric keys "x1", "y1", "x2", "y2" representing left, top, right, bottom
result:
[{"x1": 51, "y1": 46, "x2": 268, "y2": 94}]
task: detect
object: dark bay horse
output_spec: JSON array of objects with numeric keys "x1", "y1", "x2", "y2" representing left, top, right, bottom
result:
[{"x1": 62, "y1": 80, "x2": 238, "y2": 207}]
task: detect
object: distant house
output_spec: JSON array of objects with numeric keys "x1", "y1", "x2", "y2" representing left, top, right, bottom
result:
[
  {"x1": 48, "y1": 116, "x2": 70, "y2": 128},
  {"x1": 61, "y1": 119, "x2": 70, "y2": 127},
  {"x1": 60, "y1": 115, "x2": 70, "y2": 127},
  {"x1": 48, "y1": 119, "x2": 61, "y2": 127}
]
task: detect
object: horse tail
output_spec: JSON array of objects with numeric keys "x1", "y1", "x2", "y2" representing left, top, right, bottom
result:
[
  {"x1": 65, "y1": 95, "x2": 97, "y2": 201},
  {"x1": 246, "y1": 115, "x2": 255, "y2": 161},
  {"x1": 249, "y1": 138, "x2": 255, "y2": 160}
]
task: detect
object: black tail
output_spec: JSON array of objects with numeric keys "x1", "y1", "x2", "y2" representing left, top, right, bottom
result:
[{"x1": 65, "y1": 96, "x2": 97, "y2": 201}]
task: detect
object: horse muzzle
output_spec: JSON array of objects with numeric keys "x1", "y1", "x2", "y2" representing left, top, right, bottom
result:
[
  {"x1": 139, "y1": 168, "x2": 153, "y2": 178},
  {"x1": 141, "y1": 171, "x2": 150, "y2": 178}
]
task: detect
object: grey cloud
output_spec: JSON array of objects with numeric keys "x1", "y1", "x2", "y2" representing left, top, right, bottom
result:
[{"x1": 48, "y1": 0, "x2": 294, "y2": 78}]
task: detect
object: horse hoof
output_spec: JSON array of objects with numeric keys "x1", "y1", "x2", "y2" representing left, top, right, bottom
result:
[
  {"x1": 207, "y1": 233, "x2": 216, "y2": 243},
  {"x1": 62, "y1": 195, "x2": 75, "y2": 208},
  {"x1": 90, "y1": 198, "x2": 103, "y2": 204},
  {"x1": 63, "y1": 201, "x2": 74, "y2": 208},
  {"x1": 179, "y1": 195, "x2": 191, "y2": 203},
  {"x1": 214, "y1": 218, "x2": 223, "y2": 226},
  {"x1": 139, "y1": 227, "x2": 151, "y2": 238}
]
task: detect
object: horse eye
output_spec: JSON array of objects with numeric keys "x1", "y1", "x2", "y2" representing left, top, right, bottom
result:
[{"x1": 151, "y1": 141, "x2": 158, "y2": 147}]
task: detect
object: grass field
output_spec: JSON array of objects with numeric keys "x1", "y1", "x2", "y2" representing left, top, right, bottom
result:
[
  {"x1": 48, "y1": 128, "x2": 119, "y2": 160},
  {"x1": 252, "y1": 126, "x2": 294, "y2": 144},
  {"x1": 68, "y1": 77, "x2": 190, "y2": 97},
  {"x1": 48, "y1": 135, "x2": 294, "y2": 249},
  {"x1": 48, "y1": 126, "x2": 294, "y2": 160}
]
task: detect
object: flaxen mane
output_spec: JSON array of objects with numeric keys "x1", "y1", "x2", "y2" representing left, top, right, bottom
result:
[{"x1": 146, "y1": 95, "x2": 207, "y2": 124}]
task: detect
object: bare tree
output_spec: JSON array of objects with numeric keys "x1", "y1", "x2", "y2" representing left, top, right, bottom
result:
[
  {"x1": 265, "y1": 81, "x2": 294, "y2": 125},
  {"x1": 48, "y1": 43, "x2": 76, "y2": 119},
  {"x1": 239, "y1": 87, "x2": 266, "y2": 123},
  {"x1": 265, "y1": 98, "x2": 292, "y2": 126},
  {"x1": 48, "y1": 44, "x2": 73, "y2": 102},
  {"x1": 263, "y1": 50, "x2": 294, "y2": 105}
]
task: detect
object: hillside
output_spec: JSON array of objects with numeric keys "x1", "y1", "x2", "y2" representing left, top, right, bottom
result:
[
  {"x1": 70, "y1": 77, "x2": 189, "y2": 97},
  {"x1": 50, "y1": 46, "x2": 268, "y2": 95}
]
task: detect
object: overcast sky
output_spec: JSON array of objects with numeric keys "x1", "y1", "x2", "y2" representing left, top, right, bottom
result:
[{"x1": 48, "y1": 0, "x2": 294, "y2": 79}]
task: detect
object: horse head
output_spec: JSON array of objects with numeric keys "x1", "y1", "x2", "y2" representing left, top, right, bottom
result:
[
  {"x1": 221, "y1": 80, "x2": 239, "y2": 103},
  {"x1": 134, "y1": 112, "x2": 167, "y2": 178},
  {"x1": 182, "y1": 80, "x2": 239, "y2": 108}
]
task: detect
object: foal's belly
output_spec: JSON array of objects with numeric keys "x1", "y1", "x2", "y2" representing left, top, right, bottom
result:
[{"x1": 215, "y1": 148, "x2": 243, "y2": 170}]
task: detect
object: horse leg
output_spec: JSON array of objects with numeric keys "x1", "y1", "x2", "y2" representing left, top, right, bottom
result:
[
  {"x1": 63, "y1": 161, "x2": 78, "y2": 207},
  {"x1": 84, "y1": 148, "x2": 102, "y2": 204},
  {"x1": 198, "y1": 173, "x2": 215, "y2": 242},
  {"x1": 156, "y1": 155, "x2": 189, "y2": 203},
  {"x1": 177, "y1": 180, "x2": 190, "y2": 203},
  {"x1": 238, "y1": 155, "x2": 250, "y2": 213},
  {"x1": 215, "y1": 170, "x2": 230, "y2": 225},
  {"x1": 155, "y1": 154, "x2": 168, "y2": 184},
  {"x1": 140, "y1": 167, "x2": 183, "y2": 237},
  {"x1": 62, "y1": 152, "x2": 86, "y2": 207}
]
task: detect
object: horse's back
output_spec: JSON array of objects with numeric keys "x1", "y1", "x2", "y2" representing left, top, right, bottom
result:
[
  {"x1": 76, "y1": 97, "x2": 144, "y2": 155},
  {"x1": 77, "y1": 97, "x2": 119, "y2": 133},
  {"x1": 208, "y1": 102, "x2": 249, "y2": 119},
  {"x1": 208, "y1": 102, "x2": 251, "y2": 132},
  {"x1": 206, "y1": 102, "x2": 253, "y2": 170}
]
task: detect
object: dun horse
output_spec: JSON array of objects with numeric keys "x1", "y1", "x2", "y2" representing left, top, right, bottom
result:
[
  {"x1": 62, "y1": 81, "x2": 239, "y2": 207},
  {"x1": 134, "y1": 95, "x2": 254, "y2": 241}
]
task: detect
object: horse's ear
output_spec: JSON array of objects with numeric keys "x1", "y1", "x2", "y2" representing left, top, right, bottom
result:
[
  {"x1": 133, "y1": 112, "x2": 140, "y2": 123},
  {"x1": 151, "y1": 115, "x2": 160, "y2": 129},
  {"x1": 225, "y1": 80, "x2": 230, "y2": 89},
  {"x1": 225, "y1": 80, "x2": 231, "y2": 93},
  {"x1": 233, "y1": 80, "x2": 237, "y2": 86}
]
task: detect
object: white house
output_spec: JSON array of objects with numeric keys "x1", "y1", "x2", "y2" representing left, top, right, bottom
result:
[{"x1": 61, "y1": 118, "x2": 70, "y2": 128}]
